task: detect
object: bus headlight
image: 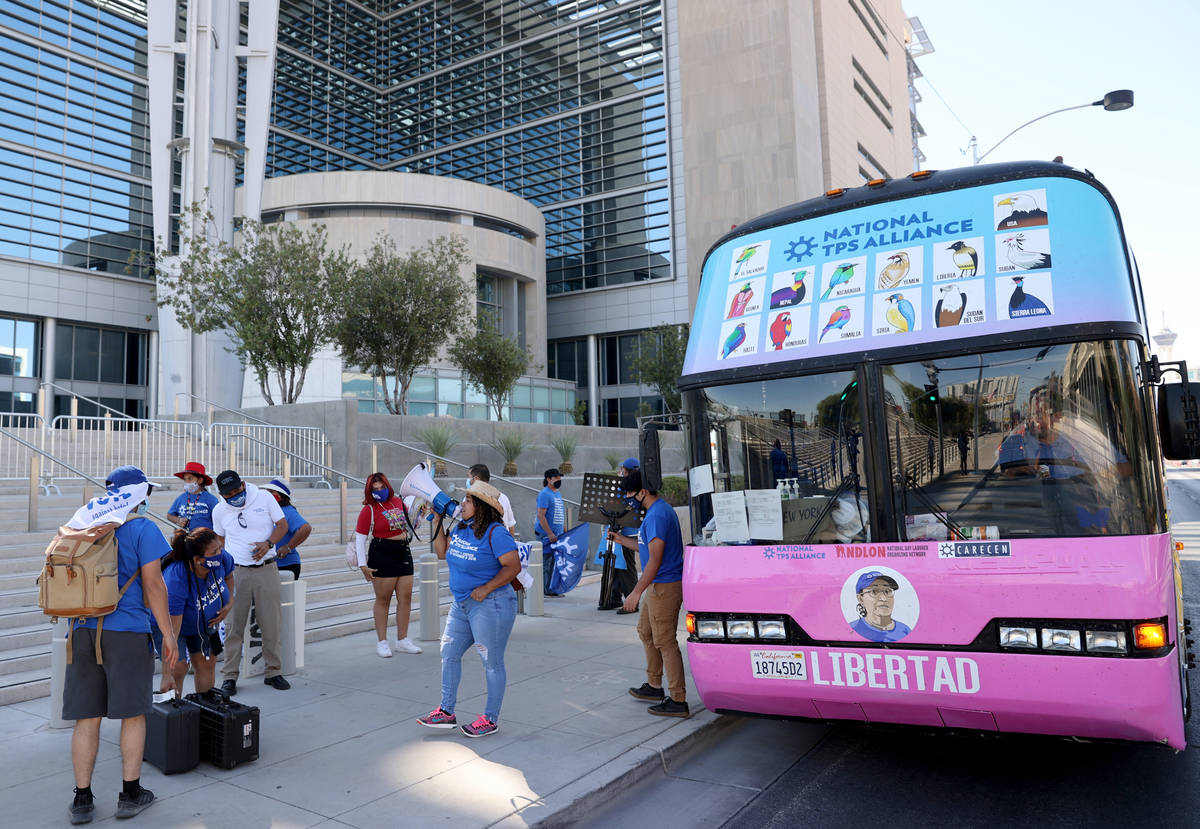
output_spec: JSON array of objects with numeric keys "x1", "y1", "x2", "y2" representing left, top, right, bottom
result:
[
  {"x1": 1085, "y1": 630, "x2": 1128, "y2": 654},
  {"x1": 1041, "y1": 628, "x2": 1082, "y2": 652},
  {"x1": 727, "y1": 619, "x2": 756, "y2": 639},
  {"x1": 999, "y1": 626, "x2": 1038, "y2": 649},
  {"x1": 756, "y1": 620, "x2": 787, "y2": 639},
  {"x1": 696, "y1": 619, "x2": 725, "y2": 639}
]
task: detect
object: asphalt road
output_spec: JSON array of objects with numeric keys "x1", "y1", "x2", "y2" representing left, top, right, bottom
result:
[{"x1": 574, "y1": 470, "x2": 1200, "y2": 829}]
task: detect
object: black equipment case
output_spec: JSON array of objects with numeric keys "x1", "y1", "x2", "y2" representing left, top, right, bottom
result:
[
  {"x1": 184, "y1": 689, "x2": 260, "y2": 769},
  {"x1": 143, "y1": 697, "x2": 200, "y2": 774}
]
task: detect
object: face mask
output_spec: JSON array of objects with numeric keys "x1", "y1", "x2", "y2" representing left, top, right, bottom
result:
[
  {"x1": 135, "y1": 501, "x2": 149, "y2": 515},
  {"x1": 183, "y1": 481, "x2": 200, "y2": 494},
  {"x1": 551, "y1": 480, "x2": 562, "y2": 489},
  {"x1": 633, "y1": 493, "x2": 646, "y2": 508},
  {"x1": 225, "y1": 492, "x2": 246, "y2": 508},
  {"x1": 465, "y1": 478, "x2": 474, "y2": 490},
  {"x1": 371, "y1": 488, "x2": 389, "y2": 502},
  {"x1": 203, "y1": 557, "x2": 222, "y2": 569}
]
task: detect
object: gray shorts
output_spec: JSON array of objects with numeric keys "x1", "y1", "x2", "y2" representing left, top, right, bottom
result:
[{"x1": 63, "y1": 628, "x2": 154, "y2": 720}]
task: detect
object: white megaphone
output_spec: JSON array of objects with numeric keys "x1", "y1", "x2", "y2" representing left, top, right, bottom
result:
[{"x1": 399, "y1": 462, "x2": 457, "y2": 519}]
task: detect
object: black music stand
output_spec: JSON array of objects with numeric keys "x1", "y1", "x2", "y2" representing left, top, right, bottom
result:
[{"x1": 579, "y1": 473, "x2": 641, "y2": 610}]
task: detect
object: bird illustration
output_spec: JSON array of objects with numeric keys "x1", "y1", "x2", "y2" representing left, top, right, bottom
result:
[
  {"x1": 721, "y1": 323, "x2": 747, "y2": 358},
  {"x1": 877, "y1": 252, "x2": 910, "y2": 290},
  {"x1": 770, "y1": 272, "x2": 806, "y2": 308},
  {"x1": 728, "y1": 282, "x2": 754, "y2": 318},
  {"x1": 885, "y1": 293, "x2": 916, "y2": 333},
  {"x1": 820, "y1": 263, "x2": 856, "y2": 300},
  {"x1": 769, "y1": 312, "x2": 792, "y2": 350},
  {"x1": 946, "y1": 241, "x2": 978, "y2": 277},
  {"x1": 1002, "y1": 233, "x2": 1051, "y2": 270},
  {"x1": 996, "y1": 193, "x2": 1048, "y2": 229},
  {"x1": 1008, "y1": 277, "x2": 1051, "y2": 318},
  {"x1": 935, "y1": 284, "x2": 967, "y2": 327},
  {"x1": 819, "y1": 306, "x2": 852, "y2": 342},
  {"x1": 733, "y1": 245, "x2": 761, "y2": 276}
]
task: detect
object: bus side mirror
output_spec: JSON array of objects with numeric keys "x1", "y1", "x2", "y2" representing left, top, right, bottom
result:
[
  {"x1": 1157, "y1": 383, "x2": 1200, "y2": 460},
  {"x1": 639, "y1": 424, "x2": 663, "y2": 492}
]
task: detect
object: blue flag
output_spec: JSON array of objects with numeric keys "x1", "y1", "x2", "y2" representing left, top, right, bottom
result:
[
  {"x1": 547, "y1": 523, "x2": 590, "y2": 595},
  {"x1": 592, "y1": 540, "x2": 628, "y2": 569}
]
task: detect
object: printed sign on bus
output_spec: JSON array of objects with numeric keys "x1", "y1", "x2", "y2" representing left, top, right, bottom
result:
[
  {"x1": 998, "y1": 272, "x2": 1054, "y2": 320},
  {"x1": 724, "y1": 276, "x2": 765, "y2": 320},
  {"x1": 729, "y1": 240, "x2": 770, "y2": 281},
  {"x1": 816, "y1": 297, "x2": 865, "y2": 343},
  {"x1": 841, "y1": 566, "x2": 920, "y2": 643},
  {"x1": 874, "y1": 247, "x2": 923, "y2": 290},
  {"x1": 996, "y1": 228, "x2": 1052, "y2": 273},
  {"x1": 932, "y1": 236, "x2": 985, "y2": 280},
  {"x1": 819, "y1": 256, "x2": 866, "y2": 301},
  {"x1": 872, "y1": 288, "x2": 922, "y2": 336},
  {"x1": 932, "y1": 280, "x2": 986, "y2": 328},
  {"x1": 769, "y1": 268, "x2": 811, "y2": 309},
  {"x1": 718, "y1": 316, "x2": 760, "y2": 360},
  {"x1": 994, "y1": 188, "x2": 1049, "y2": 230},
  {"x1": 767, "y1": 306, "x2": 810, "y2": 351}
]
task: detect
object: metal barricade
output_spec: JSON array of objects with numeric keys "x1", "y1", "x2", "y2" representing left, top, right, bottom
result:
[
  {"x1": 0, "y1": 412, "x2": 45, "y2": 480},
  {"x1": 209, "y1": 422, "x2": 329, "y2": 484},
  {"x1": 46, "y1": 415, "x2": 206, "y2": 482}
]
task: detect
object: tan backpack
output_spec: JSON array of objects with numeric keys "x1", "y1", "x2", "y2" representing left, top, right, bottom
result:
[{"x1": 38, "y1": 516, "x2": 145, "y2": 663}]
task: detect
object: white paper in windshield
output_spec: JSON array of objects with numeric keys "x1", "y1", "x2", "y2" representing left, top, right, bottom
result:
[
  {"x1": 711, "y1": 490, "x2": 750, "y2": 542},
  {"x1": 745, "y1": 489, "x2": 784, "y2": 540}
]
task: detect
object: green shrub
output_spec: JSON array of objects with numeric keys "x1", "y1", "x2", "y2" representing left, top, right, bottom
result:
[
  {"x1": 659, "y1": 476, "x2": 689, "y2": 506},
  {"x1": 604, "y1": 452, "x2": 622, "y2": 472},
  {"x1": 415, "y1": 423, "x2": 460, "y2": 458}
]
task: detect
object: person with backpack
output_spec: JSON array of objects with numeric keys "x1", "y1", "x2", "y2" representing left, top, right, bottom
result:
[
  {"x1": 157, "y1": 527, "x2": 233, "y2": 697},
  {"x1": 61, "y1": 465, "x2": 177, "y2": 823},
  {"x1": 417, "y1": 480, "x2": 520, "y2": 737},
  {"x1": 165, "y1": 461, "x2": 219, "y2": 531},
  {"x1": 355, "y1": 472, "x2": 422, "y2": 657},
  {"x1": 261, "y1": 479, "x2": 311, "y2": 580}
]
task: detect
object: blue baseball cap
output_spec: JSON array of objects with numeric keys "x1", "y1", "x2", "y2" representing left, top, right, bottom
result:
[
  {"x1": 855, "y1": 571, "x2": 899, "y2": 593},
  {"x1": 105, "y1": 465, "x2": 148, "y2": 489},
  {"x1": 620, "y1": 457, "x2": 640, "y2": 471},
  {"x1": 261, "y1": 479, "x2": 292, "y2": 497}
]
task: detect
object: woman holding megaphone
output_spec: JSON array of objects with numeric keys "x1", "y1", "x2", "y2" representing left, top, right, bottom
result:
[
  {"x1": 416, "y1": 480, "x2": 520, "y2": 738},
  {"x1": 356, "y1": 472, "x2": 423, "y2": 657}
]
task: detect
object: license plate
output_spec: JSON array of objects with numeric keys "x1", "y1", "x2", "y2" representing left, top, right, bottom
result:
[{"x1": 750, "y1": 649, "x2": 807, "y2": 680}]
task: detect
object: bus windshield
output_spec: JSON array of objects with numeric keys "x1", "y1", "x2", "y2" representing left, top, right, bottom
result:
[{"x1": 884, "y1": 339, "x2": 1161, "y2": 540}]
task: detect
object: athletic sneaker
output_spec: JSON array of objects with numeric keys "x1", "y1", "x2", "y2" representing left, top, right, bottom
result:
[
  {"x1": 648, "y1": 698, "x2": 691, "y2": 718},
  {"x1": 416, "y1": 707, "x2": 457, "y2": 729},
  {"x1": 69, "y1": 789, "x2": 93, "y2": 824},
  {"x1": 460, "y1": 715, "x2": 498, "y2": 737},
  {"x1": 628, "y1": 682, "x2": 666, "y2": 702},
  {"x1": 376, "y1": 640, "x2": 393, "y2": 658},
  {"x1": 393, "y1": 637, "x2": 422, "y2": 654},
  {"x1": 115, "y1": 787, "x2": 155, "y2": 819}
]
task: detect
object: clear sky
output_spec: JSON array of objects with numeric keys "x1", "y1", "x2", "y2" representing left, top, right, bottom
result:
[{"x1": 902, "y1": 0, "x2": 1200, "y2": 361}]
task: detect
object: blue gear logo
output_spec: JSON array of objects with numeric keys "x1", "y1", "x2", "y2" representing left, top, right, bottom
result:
[{"x1": 785, "y1": 236, "x2": 818, "y2": 263}]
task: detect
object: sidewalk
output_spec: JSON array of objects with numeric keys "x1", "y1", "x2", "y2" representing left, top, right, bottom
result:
[{"x1": 0, "y1": 577, "x2": 719, "y2": 828}]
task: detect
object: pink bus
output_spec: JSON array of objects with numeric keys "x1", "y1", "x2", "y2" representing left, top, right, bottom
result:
[{"x1": 671, "y1": 161, "x2": 1195, "y2": 749}]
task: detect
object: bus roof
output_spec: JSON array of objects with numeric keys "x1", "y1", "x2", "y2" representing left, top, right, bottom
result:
[{"x1": 681, "y1": 161, "x2": 1143, "y2": 387}]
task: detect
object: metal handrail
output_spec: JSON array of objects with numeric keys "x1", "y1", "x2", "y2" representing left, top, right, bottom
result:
[
  {"x1": 174, "y1": 391, "x2": 271, "y2": 425},
  {"x1": 229, "y1": 431, "x2": 358, "y2": 488},
  {"x1": 0, "y1": 424, "x2": 175, "y2": 529},
  {"x1": 366, "y1": 437, "x2": 581, "y2": 507},
  {"x1": 41, "y1": 381, "x2": 134, "y2": 421}
]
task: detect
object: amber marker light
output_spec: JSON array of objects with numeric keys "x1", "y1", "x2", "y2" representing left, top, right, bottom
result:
[
  {"x1": 866, "y1": 178, "x2": 886, "y2": 188},
  {"x1": 825, "y1": 188, "x2": 845, "y2": 198},
  {"x1": 1133, "y1": 621, "x2": 1167, "y2": 650},
  {"x1": 1176, "y1": 541, "x2": 1185, "y2": 552},
  {"x1": 685, "y1": 613, "x2": 696, "y2": 635},
  {"x1": 910, "y1": 170, "x2": 933, "y2": 179}
]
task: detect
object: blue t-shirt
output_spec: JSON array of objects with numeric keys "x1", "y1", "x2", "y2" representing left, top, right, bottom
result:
[
  {"x1": 535, "y1": 487, "x2": 565, "y2": 539},
  {"x1": 167, "y1": 491, "x2": 220, "y2": 530},
  {"x1": 163, "y1": 559, "x2": 230, "y2": 636},
  {"x1": 851, "y1": 617, "x2": 913, "y2": 643},
  {"x1": 274, "y1": 504, "x2": 309, "y2": 568},
  {"x1": 637, "y1": 498, "x2": 684, "y2": 584},
  {"x1": 445, "y1": 522, "x2": 517, "y2": 602},
  {"x1": 75, "y1": 517, "x2": 169, "y2": 634}
]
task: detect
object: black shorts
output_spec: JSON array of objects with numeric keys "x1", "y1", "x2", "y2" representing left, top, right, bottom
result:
[
  {"x1": 63, "y1": 628, "x2": 154, "y2": 720},
  {"x1": 367, "y1": 537, "x2": 414, "y2": 578},
  {"x1": 278, "y1": 563, "x2": 301, "y2": 580}
]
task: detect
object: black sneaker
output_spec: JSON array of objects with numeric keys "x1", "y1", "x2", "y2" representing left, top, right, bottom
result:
[
  {"x1": 264, "y1": 675, "x2": 291, "y2": 690},
  {"x1": 115, "y1": 787, "x2": 155, "y2": 819},
  {"x1": 69, "y1": 790, "x2": 94, "y2": 824},
  {"x1": 628, "y1": 682, "x2": 665, "y2": 702},
  {"x1": 648, "y1": 698, "x2": 690, "y2": 718},
  {"x1": 220, "y1": 679, "x2": 237, "y2": 696}
]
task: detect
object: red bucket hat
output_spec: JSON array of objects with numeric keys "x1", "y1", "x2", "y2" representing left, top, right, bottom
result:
[{"x1": 174, "y1": 461, "x2": 213, "y2": 488}]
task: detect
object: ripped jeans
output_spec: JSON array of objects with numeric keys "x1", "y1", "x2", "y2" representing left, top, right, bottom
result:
[{"x1": 439, "y1": 588, "x2": 518, "y2": 722}]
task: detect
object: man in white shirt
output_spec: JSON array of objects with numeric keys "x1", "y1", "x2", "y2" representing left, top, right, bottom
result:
[
  {"x1": 468, "y1": 464, "x2": 517, "y2": 535},
  {"x1": 211, "y1": 469, "x2": 290, "y2": 694}
]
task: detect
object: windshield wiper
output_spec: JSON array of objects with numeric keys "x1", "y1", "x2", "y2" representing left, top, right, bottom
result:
[
  {"x1": 899, "y1": 472, "x2": 965, "y2": 540},
  {"x1": 802, "y1": 472, "x2": 860, "y2": 545}
]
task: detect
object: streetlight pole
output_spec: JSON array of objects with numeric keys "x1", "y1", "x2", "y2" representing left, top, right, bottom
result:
[{"x1": 971, "y1": 89, "x2": 1133, "y2": 165}]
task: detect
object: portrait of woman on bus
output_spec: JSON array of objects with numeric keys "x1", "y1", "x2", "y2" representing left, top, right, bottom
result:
[{"x1": 850, "y1": 571, "x2": 912, "y2": 643}]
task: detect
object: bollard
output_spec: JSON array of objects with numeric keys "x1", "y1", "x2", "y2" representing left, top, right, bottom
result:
[
  {"x1": 526, "y1": 541, "x2": 544, "y2": 617},
  {"x1": 293, "y1": 578, "x2": 306, "y2": 669},
  {"x1": 82, "y1": 480, "x2": 93, "y2": 505},
  {"x1": 27, "y1": 455, "x2": 39, "y2": 532},
  {"x1": 339, "y1": 479, "x2": 348, "y2": 543},
  {"x1": 371, "y1": 442, "x2": 378, "y2": 475},
  {"x1": 282, "y1": 455, "x2": 291, "y2": 483},
  {"x1": 49, "y1": 620, "x2": 69, "y2": 728},
  {"x1": 278, "y1": 577, "x2": 297, "y2": 676},
  {"x1": 418, "y1": 553, "x2": 441, "y2": 641}
]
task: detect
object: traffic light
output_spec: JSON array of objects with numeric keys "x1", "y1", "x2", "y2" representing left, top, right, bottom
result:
[{"x1": 924, "y1": 383, "x2": 939, "y2": 402}]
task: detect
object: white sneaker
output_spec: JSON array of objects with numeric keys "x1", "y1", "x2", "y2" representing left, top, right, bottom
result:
[
  {"x1": 393, "y1": 637, "x2": 422, "y2": 654},
  {"x1": 375, "y1": 640, "x2": 393, "y2": 658}
]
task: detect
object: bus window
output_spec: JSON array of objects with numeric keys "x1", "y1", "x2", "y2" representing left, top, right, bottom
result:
[
  {"x1": 687, "y1": 370, "x2": 870, "y2": 545},
  {"x1": 882, "y1": 340, "x2": 1160, "y2": 540}
]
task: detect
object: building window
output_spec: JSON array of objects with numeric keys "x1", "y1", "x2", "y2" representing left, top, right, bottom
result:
[
  {"x1": 476, "y1": 271, "x2": 502, "y2": 329},
  {"x1": 0, "y1": 316, "x2": 39, "y2": 377},
  {"x1": 600, "y1": 333, "x2": 643, "y2": 386},
  {"x1": 602, "y1": 395, "x2": 664, "y2": 428},
  {"x1": 548, "y1": 338, "x2": 589, "y2": 388},
  {"x1": 53, "y1": 323, "x2": 147, "y2": 385}
]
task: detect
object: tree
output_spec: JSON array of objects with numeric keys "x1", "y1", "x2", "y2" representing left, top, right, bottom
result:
[
  {"x1": 629, "y1": 323, "x2": 689, "y2": 413},
  {"x1": 155, "y1": 204, "x2": 353, "y2": 404},
  {"x1": 448, "y1": 321, "x2": 537, "y2": 421},
  {"x1": 331, "y1": 235, "x2": 472, "y2": 414}
]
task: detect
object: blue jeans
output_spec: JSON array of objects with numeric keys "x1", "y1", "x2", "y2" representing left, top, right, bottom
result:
[{"x1": 440, "y1": 588, "x2": 518, "y2": 722}]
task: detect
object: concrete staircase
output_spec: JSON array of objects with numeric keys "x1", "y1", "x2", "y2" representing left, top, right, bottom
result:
[{"x1": 0, "y1": 482, "x2": 455, "y2": 706}]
